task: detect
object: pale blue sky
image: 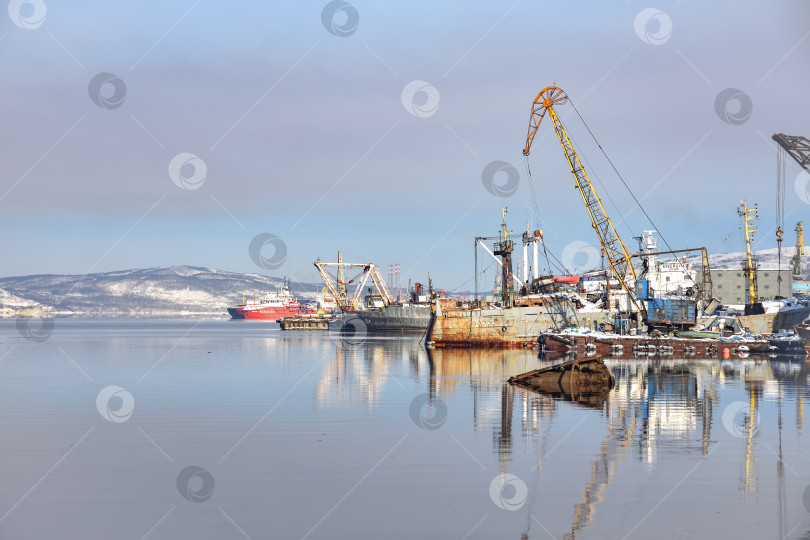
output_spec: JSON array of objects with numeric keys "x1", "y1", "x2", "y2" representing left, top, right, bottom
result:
[{"x1": 1, "y1": 1, "x2": 809, "y2": 290}]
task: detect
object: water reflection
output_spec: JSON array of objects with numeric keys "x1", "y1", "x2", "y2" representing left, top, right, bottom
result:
[
  {"x1": 314, "y1": 339, "x2": 809, "y2": 538},
  {"x1": 315, "y1": 337, "x2": 429, "y2": 408}
]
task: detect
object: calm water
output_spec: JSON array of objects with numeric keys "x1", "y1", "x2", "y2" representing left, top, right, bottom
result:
[{"x1": 1, "y1": 319, "x2": 809, "y2": 539}]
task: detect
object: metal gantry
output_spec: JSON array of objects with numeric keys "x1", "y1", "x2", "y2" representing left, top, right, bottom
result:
[{"x1": 314, "y1": 256, "x2": 393, "y2": 311}]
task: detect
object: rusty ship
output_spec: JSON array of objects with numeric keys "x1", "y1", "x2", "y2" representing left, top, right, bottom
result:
[{"x1": 426, "y1": 208, "x2": 610, "y2": 348}]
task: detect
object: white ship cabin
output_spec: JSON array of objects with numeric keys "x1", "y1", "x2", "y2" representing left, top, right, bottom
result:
[{"x1": 637, "y1": 230, "x2": 698, "y2": 296}]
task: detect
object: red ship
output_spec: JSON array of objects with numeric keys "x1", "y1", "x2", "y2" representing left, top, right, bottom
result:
[{"x1": 228, "y1": 279, "x2": 312, "y2": 321}]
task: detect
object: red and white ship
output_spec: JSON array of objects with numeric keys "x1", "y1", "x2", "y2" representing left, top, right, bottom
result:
[{"x1": 228, "y1": 279, "x2": 312, "y2": 321}]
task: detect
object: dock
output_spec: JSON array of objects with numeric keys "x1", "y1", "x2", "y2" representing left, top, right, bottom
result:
[{"x1": 540, "y1": 332, "x2": 772, "y2": 358}]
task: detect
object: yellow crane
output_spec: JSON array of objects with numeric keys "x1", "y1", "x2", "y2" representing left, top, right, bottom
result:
[
  {"x1": 738, "y1": 201, "x2": 759, "y2": 306},
  {"x1": 522, "y1": 86, "x2": 645, "y2": 317},
  {"x1": 791, "y1": 221, "x2": 803, "y2": 278}
]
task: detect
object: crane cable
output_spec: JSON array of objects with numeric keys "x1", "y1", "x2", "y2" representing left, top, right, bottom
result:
[
  {"x1": 568, "y1": 98, "x2": 703, "y2": 291},
  {"x1": 524, "y1": 157, "x2": 566, "y2": 275},
  {"x1": 777, "y1": 146, "x2": 786, "y2": 295}
]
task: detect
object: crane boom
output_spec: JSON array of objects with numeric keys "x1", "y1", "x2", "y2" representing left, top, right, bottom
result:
[
  {"x1": 523, "y1": 86, "x2": 645, "y2": 316},
  {"x1": 772, "y1": 133, "x2": 810, "y2": 173}
]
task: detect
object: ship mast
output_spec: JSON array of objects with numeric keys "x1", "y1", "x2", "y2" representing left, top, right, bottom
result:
[
  {"x1": 493, "y1": 207, "x2": 514, "y2": 307},
  {"x1": 739, "y1": 201, "x2": 759, "y2": 304}
]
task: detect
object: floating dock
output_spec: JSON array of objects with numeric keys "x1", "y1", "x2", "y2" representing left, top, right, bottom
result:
[{"x1": 540, "y1": 332, "x2": 772, "y2": 358}]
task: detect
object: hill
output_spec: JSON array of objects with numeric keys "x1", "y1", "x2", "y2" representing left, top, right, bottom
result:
[{"x1": 0, "y1": 266, "x2": 323, "y2": 318}]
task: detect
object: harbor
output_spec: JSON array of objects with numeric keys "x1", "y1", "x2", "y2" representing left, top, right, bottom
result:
[
  {"x1": 3, "y1": 3, "x2": 809, "y2": 537},
  {"x1": 247, "y1": 88, "x2": 810, "y2": 361},
  {"x1": 224, "y1": 86, "x2": 810, "y2": 358}
]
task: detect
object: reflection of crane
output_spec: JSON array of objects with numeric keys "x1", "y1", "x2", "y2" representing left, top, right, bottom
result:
[
  {"x1": 523, "y1": 86, "x2": 645, "y2": 318},
  {"x1": 564, "y1": 434, "x2": 619, "y2": 540},
  {"x1": 742, "y1": 384, "x2": 759, "y2": 498},
  {"x1": 776, "y1": 389, "x2": 787, "y2": 540}
]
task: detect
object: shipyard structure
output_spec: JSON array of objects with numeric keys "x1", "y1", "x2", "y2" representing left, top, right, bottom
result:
[{"x1": 426, "y1": 87, "x2": 810, "y2": 348}]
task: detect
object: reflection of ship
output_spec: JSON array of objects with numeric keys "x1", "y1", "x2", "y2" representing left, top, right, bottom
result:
[{"x1": 227, "y1": 278, "x2": 311, "y2": 320}]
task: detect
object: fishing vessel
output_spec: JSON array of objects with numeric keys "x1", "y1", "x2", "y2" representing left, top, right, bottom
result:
[
  {"x1": 227, "y1": 278, "x2": 311, "y2": 320},
  {"x1": 427, "y1": 208, "x2": 610, "y2": 348}
]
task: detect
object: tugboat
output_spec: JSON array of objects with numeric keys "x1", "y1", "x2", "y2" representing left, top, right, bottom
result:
[{"x1": 227, "y1": 278, "x2": 311, "y2": 321}]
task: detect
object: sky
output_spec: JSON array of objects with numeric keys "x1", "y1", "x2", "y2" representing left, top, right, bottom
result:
[{"x1": 1, "y1": 0, "x2": 809, "y2": 292}]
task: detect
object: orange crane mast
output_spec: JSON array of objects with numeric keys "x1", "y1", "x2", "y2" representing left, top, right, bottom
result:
[{"x1": 523, "y1": 86, "x2": 645, "y2": 318}]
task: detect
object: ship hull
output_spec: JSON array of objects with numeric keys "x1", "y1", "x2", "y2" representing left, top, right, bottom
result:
[
  {"x1": 427, "y1": 298, "x2": 609, "y2": 348},
  {"x1": 795, "y1": 322, "x2": 810, "y2": 345},
  {"x1": 229, "y1": 305, "x2": 308, "y2": 321},
  {"x1": 329, "y1": 305, "x2": 431, "y2": 334},
  {"x1": 698, "y1": 305, "x2": 810, "y2": 334}
]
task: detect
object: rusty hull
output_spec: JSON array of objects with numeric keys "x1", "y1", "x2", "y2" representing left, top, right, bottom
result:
[
  {"x1": 427, "y1": 297, "x2": 608, "y2": 348},
  {"x1": 508, "y1": 357, "x2": 615, "y2": 408}
]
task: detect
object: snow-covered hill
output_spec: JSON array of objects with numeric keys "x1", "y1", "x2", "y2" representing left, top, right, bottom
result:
[
  {"x1": 2, "y1": 249, "x2": 807, "y2": 319},
  {"x1": 0, "y1": 266, "x2": 323, "y2": 318},
  {"x1": 689, "y1": 246, "x2": 809, "y2": 275}
]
